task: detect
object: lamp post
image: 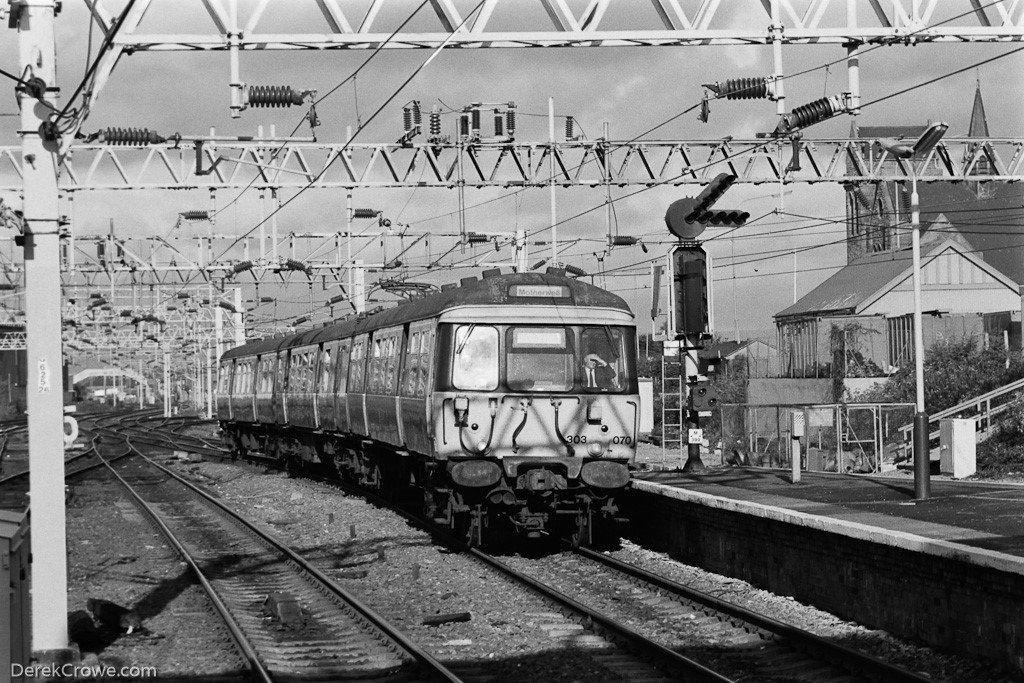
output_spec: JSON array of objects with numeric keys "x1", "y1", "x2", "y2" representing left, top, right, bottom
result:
[{"x1": 881, "y1": 122, "x2": 948, "y2": 501}]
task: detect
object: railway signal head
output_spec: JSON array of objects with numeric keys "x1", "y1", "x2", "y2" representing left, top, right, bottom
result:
[
  {"x1": 669, "y1": 243, "x2": 710, "y2": 339},
  {"x1": 665, "y1": 173, "x2": 748, "y2": 239},
  {"x1": 689, "y1": 382, "x2": 720, "y2": 412}
]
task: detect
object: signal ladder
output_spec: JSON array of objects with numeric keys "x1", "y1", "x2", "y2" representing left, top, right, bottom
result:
[{"x1": 660, "y1": 350, "x2": 687, "y2": 466}]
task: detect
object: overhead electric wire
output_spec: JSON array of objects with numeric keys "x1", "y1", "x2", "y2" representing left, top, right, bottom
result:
[
  {"x1": 114, "y1": 2, "x2": 1024, "y2": 332},
  {"x1": 210, "y1": 0, "x2": 433, "y2": 220},
  {"x1": 154, "y1": 0, "x2": 489, "y2": 323}
]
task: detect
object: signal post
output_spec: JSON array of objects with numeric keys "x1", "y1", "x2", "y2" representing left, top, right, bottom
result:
[{"x1": 664, "y1": 174, "x2": 746, "y2": 472}]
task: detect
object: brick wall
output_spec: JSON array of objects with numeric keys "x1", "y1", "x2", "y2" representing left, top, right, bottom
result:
[{"x1": 622, "y1": 486, "x2": 1024, "y2": 673}]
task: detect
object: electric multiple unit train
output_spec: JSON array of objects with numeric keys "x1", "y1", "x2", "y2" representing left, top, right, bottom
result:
[{"x1": 216, "y1": 269, "x2": 639, "y2": 546}]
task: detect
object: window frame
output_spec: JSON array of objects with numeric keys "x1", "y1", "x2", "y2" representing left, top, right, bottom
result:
[{"x1": 452, "y1": 324, "x2": 500, "y2": 391}]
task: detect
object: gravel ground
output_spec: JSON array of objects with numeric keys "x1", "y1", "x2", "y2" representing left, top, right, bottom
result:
[
  {"x1": 65, "y1": 469, "x2": 248, "y2": 681},
  {"x1": 57, "y1": 432, "x2": 1019, "y2": 681}
]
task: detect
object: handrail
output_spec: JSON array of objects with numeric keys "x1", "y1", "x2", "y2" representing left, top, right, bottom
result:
[
  {"x1": 895, "y1": 377, "x2": 1024, "y2": 460},
  {"x1": 928, "y1": 376, "x2": 1024, "y2": 423}
]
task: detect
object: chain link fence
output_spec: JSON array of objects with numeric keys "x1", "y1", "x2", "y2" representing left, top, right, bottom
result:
[{"x1": 719, "y1": 403, "x2": 915, "y2": 473}]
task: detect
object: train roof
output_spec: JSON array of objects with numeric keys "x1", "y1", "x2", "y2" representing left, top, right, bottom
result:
[{"x1": 221, "y1": 270, "x2": 632, "y2": 360}]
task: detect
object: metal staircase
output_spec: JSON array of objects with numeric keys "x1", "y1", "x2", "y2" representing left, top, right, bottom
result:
[{"x1": 897, "y1": 376, "x2": 1024, "y2": 460}]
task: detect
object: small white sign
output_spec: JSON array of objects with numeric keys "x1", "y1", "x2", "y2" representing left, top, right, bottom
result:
[
  {"x1": 687, "y1": 428, "x2": 704, "y2": 444},
  {"x1": 38, "y1": 357, "x2": 51, "y2": 393}
]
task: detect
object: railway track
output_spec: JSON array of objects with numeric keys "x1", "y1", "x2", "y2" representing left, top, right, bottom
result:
[
  {"x1": 499, "y1": 548, "x2": 934, "y2": 683},
  {"x1": 111, "y1": 416, "x2": 734, "y2": 680},
  {"x1": 92, "y1": 428, "x2": 462, "y2": 682},
  {"x1": 95, "y1": 414, "x2": 940, "y2": 681}
]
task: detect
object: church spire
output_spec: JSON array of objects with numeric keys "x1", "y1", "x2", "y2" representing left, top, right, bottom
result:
[{"x1": 969, "y1": 77, "x2": 989, "y2": 138}]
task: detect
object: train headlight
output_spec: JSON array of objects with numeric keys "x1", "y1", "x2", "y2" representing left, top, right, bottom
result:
[
  {"x1": 477, "y1": 440, "x2": 489, "y2": 453},
  {"x1": 587, "y1": 441, "x2": 605, "y2": 457},
  {"x1": 581, "y1": 461, "x2": 630, "y2": 489},
  {"x1": 450, "y1": 460, "x2": 502, "y2": 488}
]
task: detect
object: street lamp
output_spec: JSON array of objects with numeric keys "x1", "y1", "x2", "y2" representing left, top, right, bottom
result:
[{"x1": 880, "y1": 121, "x2": 948, "y2": 501}]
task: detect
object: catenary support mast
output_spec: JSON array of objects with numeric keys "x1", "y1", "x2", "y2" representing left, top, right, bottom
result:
[{"x1": 17, "y1": 0, "x2": 71, "y2": 660}]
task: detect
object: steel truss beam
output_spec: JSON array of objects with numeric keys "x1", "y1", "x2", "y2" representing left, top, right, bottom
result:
[
  {"x1": 3, "y1": 137, "x2": 1021, "y2": 191},
  {"x1": 0, "y1": 280, "x2": 244, "y2": 351},
  {"x1": 88, "y1": 0, "x2": 1024, "y2": 51}
]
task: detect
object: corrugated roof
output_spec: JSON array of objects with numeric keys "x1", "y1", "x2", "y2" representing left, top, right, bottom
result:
[
  {"x1": 775, "y1": 248, "x2": 913, "y2": 319},
  {"x1": 698, "y1": 340, "x2": 749, "y2": 359},
  {"x1": 775, "y1": 239, "x2": 1018, "y2": 320}
]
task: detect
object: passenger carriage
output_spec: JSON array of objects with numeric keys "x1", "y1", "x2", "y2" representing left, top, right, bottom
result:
[{"x1": 217, "y1": 269, "x2": 639, "y2": 546}]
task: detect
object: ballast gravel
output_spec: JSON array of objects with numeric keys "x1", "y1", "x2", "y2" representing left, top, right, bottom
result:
[{"x1": 64, "y1": 453, "x2": 1017, "y2": 682}]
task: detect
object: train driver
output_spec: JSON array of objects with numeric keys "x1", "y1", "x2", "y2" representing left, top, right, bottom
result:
[{"x1": 582, "y1": 353, "x2": 617, "y2": 390}]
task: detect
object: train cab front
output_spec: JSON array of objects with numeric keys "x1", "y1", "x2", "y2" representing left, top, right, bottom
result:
[{"x1": 431, "y1": 318, "x2": 639, "y2": 545}]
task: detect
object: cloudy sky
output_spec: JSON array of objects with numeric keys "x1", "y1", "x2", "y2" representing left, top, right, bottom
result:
[{"x1": 3, "y1": 0, "x2": 1022, "y2": 340}]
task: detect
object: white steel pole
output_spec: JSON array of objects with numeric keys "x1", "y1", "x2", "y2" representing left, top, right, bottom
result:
[
  {"x1": 233, "y1": 287, "x2": 244, "y2": 347},
  {"x1": 549, "y1": 97, "x2": 558, "y2": 265},
  {"x1": 19, "y1": 0, "x2": 71, "y2": 658},
  {"x1": 164, "y1": 350, "x2": 171, "y2": 418},
  {"x1": 911, "y1": 173, "x2": 930, "y2": 500},
  {"x1": 206, "y1": 344, "x2": 214, "y2": 419}
]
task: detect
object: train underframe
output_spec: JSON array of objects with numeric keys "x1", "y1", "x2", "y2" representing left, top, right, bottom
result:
[{"x1": 221, "y1": 420, "x2": 627, "y2": 548}]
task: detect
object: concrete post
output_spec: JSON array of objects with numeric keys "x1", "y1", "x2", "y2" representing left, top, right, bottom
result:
[{"x1": 18, "y1": 0, "x2": 72, "y2": 661}]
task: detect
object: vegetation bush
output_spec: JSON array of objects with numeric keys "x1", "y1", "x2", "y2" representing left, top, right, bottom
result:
[
  {"x1": 852, "y1": 338, "x2": 1024, "y2": 414},
  {"x1": 975, "y1": 393, "x2": 1024, "y2": 479}
]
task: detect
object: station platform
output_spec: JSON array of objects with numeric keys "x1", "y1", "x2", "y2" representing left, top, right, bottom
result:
[
  {"x1": 633, "y1": 467, "x2": 1024, "y2": 561},
  {"x1": 623, "y1": 467, "x2": 1024, "y2": 671}
]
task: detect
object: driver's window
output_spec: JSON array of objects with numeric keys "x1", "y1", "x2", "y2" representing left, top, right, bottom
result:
[{"x1": 452, "y1": 325, "x2": 498, "y2": 390}]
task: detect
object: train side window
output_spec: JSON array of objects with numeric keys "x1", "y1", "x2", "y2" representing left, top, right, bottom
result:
[
  {"x1": 290, "y1": 351, "x2": 302, "y2": 392},
  {"x1": 231, "y1": 361, "x2": 245, "y2": 394},
  {"x1": 368, "y1": 337, "x2": 384, "y2": 394},
  {"x1": 401, "y1": 331, "x2": 421, "y2": 397},
  {"x1": 276, "y1": 352, "x2": 288, "y2": 393},
  {"x1": 384, "y1": 335, "x2": 399, "y2": 394},
  {"x1": 255, "y1": 357, "x2": 266, "y2": 393},
  {"x1": 348, "y1": 338, "x2": 367, "y2": 393},
  {"x1": 303, "y1": 350, "x2": 315, "y2": 393},
  {"x1": 318, "y1": 346, "x2": 334, "y2": 393},
  {"x1": 336, "y1": 340, "x2": 351, "y2": 394},
  {"x1": 217, "y1": 363, "x2": 231, "y2": 395},
  {"x1": 452, "y1": 325, "x2": 498, "y2": 391},
  {"x1": 419, "y1": 328, "x2": 434, "y2": 397}
]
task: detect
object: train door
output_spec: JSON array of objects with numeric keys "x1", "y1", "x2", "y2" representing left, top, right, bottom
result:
[
  {"x1": 254, "y1": 354, "x2": 275, "y2": 423},
  {"x1": 234, "y1": 358, "x2": 257, "y2": 422},
  {"x1": 216, "y1": 360, "x2": 233, "y2": 421},
  {"x1": 287, "y1": 345, "x2": 317, "y2": 428},
  {"x1": 365, "y1": 326, "x2": 403, "y2": 446},
  {"x1": 273, "y1": 350, "x2": 289, "y2": 424},
  {"x1": 334, "y1": 338, "x2": 351, "y2": 432},
  {"x1": 400, "y1": 321, "x2": 434, "y2": 455},
  {"x1": 316, "y1": 342, "x2": 338, "y2": 431},
  {"x1": 347, "y1": 335, "x2": 369, "y2": 436}
]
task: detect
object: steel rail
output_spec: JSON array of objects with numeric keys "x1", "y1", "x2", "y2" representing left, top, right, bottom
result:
[
  {"x1": 465, "y1": 545, "x2": 735, "y2": 682},
  {"x1": 115, "y1": 432, "x2": 464, "y2": 683},
  {"x1": 95, "y1": 447, "x2": 274, "y2": 683},
  {"x1": 576, "y1": 546, "x2": 934, "y2": 683}
]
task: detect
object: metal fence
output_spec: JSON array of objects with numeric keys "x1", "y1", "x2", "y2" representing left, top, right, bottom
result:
[{"x1": 719, "y1": 403, "x2": 916, "y2": 473}]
